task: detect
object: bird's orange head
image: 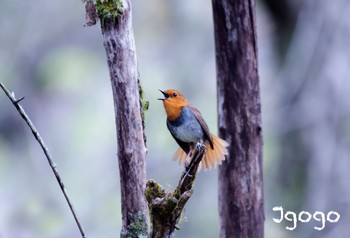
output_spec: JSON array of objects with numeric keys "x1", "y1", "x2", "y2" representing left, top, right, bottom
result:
[{"x1": 159, "y1": 89, "x2": 189, "y2": 121}]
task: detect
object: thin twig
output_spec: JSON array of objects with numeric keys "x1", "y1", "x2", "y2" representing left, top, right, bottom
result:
[{"x1": 0, "y1": 82, "x2": 86, "y2": 238}]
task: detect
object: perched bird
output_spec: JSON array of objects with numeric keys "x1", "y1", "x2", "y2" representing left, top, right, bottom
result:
[{"x1": 159, "y1": 89, "x2": 229, "y2": 169}]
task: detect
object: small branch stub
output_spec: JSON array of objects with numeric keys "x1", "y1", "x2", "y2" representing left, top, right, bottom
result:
[{"x1": 84, "y1": 1, "x2": 98, "y2": 26}]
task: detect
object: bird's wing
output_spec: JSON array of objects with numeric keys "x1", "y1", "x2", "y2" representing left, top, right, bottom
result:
[
  {"x1": 166, "y1": 120, "x2": 191, "y2": 154},
  {"x1": 188, "y1": 105, "x2": 214, "y2": 149}
]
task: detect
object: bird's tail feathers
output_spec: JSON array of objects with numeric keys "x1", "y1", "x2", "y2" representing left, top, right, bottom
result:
[{"x1": 172, "y1": 134, "x2": 229, "y2": 170}]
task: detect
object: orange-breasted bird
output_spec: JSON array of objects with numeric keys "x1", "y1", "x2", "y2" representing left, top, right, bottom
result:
[{"x1": 159, "y1": 89, "x2": 229, "y2": 169}]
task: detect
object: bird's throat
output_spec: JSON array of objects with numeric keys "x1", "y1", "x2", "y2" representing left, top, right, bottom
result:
[{"x1": 164, "y1": 103, "x2": 183, "y2": 121}]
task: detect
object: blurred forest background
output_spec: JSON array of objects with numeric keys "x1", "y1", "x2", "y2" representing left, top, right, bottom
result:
[{"x1": 0, "y1": 0, "x2": 349, "y2": 237}]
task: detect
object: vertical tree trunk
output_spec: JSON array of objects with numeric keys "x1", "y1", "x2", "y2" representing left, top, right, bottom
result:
[
  {"x1": 94, "y1": 0, "x2": 149, "y2": 237},
  {"x1": 212, "y1": 0, "x2": 264, "y2": 238}
]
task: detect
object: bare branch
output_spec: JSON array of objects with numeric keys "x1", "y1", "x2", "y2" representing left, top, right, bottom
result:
[{"x1": 0, "y1": 82, "x2": 86, "y2": 238}]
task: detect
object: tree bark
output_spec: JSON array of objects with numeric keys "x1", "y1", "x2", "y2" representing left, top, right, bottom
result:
[
  {"x1": 212, "y1": 0, "x2": 264, "y2": 237},
  {"x1": 89, "y1": 0, "x2": 149, "y2": 237}
]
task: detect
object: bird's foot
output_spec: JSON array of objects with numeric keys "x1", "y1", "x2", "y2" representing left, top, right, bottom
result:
[
  {"x1": 195, "y1": 142, "x2": 206, "y2": 152},
  {"x1": 184, "y1": 170, "x2": 193, "y2": 178}
]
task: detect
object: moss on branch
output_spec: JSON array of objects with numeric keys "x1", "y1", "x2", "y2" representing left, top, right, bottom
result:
[
  {"x1": 96, "y1": 0, "x2": 123, "y2": 23},
  {"x1": 138, "y1": 80, "x2": 149, "y2": 146}
]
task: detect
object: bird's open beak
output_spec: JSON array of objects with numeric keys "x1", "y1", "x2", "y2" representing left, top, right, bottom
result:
[{"x1": 158, "y1": 89, "x2": 169, "y2": 101}]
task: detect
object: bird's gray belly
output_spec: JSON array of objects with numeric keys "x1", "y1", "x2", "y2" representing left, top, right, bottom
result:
[{"x1": 171, "y1": 121, "x2": 204, "y2": 143}]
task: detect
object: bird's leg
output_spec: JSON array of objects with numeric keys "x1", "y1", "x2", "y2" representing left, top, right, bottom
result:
[
  {"x1": 184, "y1": 147, "x2": 192, "y2": 169},
  {"x1": 183, "y1": 142, "x2": 206, "y2": 179},
  {"x1": 184, "y1": 145, "x2": 194, "y2": 178}
]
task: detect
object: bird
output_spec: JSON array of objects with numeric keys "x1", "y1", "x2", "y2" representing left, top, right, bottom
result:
[{"x1": 159, "y1": 89, "x2": 229, "y2": 170}]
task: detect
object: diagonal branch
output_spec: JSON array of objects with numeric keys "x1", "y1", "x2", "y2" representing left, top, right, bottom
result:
[
  {"x1": 146, "y1": 144, "x2": 206, "y2": 238},
  {"x1": 0, "y1": 82, "x2": 86, "y2": 238}
]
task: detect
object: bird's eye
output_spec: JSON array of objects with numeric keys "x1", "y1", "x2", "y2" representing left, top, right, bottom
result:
[{"x1": 173, "y1": 93, "x2": 177, "y2": 97}]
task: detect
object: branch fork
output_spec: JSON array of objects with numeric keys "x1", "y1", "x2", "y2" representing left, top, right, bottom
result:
[{"x1": 146, "y1": 145, "x2": 205, "y2": 238}]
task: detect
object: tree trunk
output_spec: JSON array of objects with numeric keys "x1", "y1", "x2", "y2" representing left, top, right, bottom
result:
[
  {"x1": 212, "y1": 0, "x2": 264, "y2": 237},
  {"x1": 92, "y1": 0, "x2": 149, "y2": 237}
]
